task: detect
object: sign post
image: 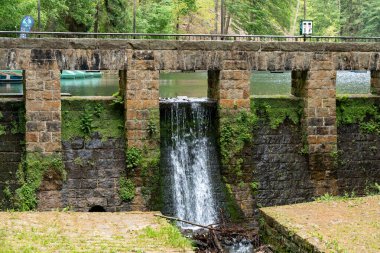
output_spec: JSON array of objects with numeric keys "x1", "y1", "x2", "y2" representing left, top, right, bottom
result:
[
  {"x1": 300, "y1": 20, "x2": 313, "y2": 41},
  {"x1": 20, "y1": 16, "x2": 35, "y2": 39}
]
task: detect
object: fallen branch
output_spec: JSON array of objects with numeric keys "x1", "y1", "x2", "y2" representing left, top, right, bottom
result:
[{"x1": 154, "y1": 214, "x2": 221, "y2": 231}]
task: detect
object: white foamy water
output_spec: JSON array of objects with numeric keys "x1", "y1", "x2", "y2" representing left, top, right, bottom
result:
[{"x1": 167, "y1": 99, "x2": 217, "y2": 228}]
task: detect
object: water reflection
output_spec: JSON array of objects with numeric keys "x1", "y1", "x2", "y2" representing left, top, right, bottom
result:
[
  {"x1": 160, "y1": 72, "x2": 208, "y2": 98},
  {"x1": 0, "y1": 70, "x2": 372, "y2": 97},
  {"x1": 0, "y1": 82, "x2": 23, "y2": 94},
  {"x1": 60, "y1": 75, "x2": 118, "y2": 96}
]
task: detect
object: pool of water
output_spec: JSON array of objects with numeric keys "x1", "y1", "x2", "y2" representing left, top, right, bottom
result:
[{"x1": 0, "y1": 71, "x2": 371, "y2": 96}]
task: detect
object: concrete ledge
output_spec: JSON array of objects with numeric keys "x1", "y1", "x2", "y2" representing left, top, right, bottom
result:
[
  {"x1": 260, "y1": 195, "x2": 380, "y2": 253},
  {"x1": 0, "y1": 38, "x2": 379, "y2": 52}
]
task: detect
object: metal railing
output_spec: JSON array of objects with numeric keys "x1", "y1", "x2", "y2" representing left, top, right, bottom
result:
[{"x1": 0, "y1": 31, "x2": 379, "y2": 42}]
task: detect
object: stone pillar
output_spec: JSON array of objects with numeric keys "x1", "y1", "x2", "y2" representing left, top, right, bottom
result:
[
  {"x1": 119, "y1": 70, "x2": 127, "y2": 98},
  {"x1": 293, "y1": 53, "x2": 338, "y2": 195},
  {"x1": 125, "y1": 51, "x2": 159, "y2": 149},
  {"x1": 210, "y1": 59, "x2": 254, "y2": 221},
  {"x1": 24, "y1": 67, "x2": 61, "y2": 154},
  {"x1": 370, "y1": 70, "x2": 380, "y2": 95},
  {"x1": 218, "y1": 60, "x2": 251, "y2": 109},
  {"x1": 125, "y1": 50, "x2": 160, "y2": 211}
]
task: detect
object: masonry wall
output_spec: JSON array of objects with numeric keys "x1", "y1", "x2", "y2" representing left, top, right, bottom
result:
[
  {"x1": 56, "y1": 98, "x2": 130, "y2": 211},
  {"x1": 0, "y1": 99, "x2": 24, "y2": 209},
  {"x1": 336, "y1": 97, "x2": 380, "y2": 195},
  {"x1": 252, "y1": 121, "x2": 314, "y2": 207}
]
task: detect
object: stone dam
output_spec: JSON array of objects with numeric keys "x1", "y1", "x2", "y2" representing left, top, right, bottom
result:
[{"x1": 0, "y1": 38, "x2": 379, "y2": 226}]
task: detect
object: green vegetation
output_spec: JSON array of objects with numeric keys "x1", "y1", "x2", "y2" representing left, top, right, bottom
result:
[
  {"x1": 62, "y1": 99, "x2": 124, "y2": 141},
  {"x1": 314, "y1": 192, "x2": 357, "y2": 202},
  {"x1": 337, "y1": 97, "x2": 380, "y2": 135},
  {"x1": 119, "y1": 177, "x2": 135, "y2": 201},
  {"x1": 14, "y1": 153, "x2": 66, "y2": 211},
  {"x1": 0, "y1": 212, "x2": 193, "y2": 252},
  {"x1": 140, "y1": 150, "x2": 162, "y2": 210},
  {"x1": 125, "y1": 144, "x2": 162, "y2": 208},
  {"x1": 252, "y1": 98, "x2": 303, "y2": 129},
  {"x1": 0, "y1": 112, "x2": 6, "y2": 136},
  {"x1": 250, "y1": 181, "x2": 260, "y2": 195},
  {"x1": 1, "y1": 0, "x2": 377, "y2": 36},
  {"x1": 126, "y1": 147, "x2": 143, "y2": 170},
  {"x1": 365, "y1": 182, "x2": 380, "y2": 196},
  {"x1": 219, "y1": 109, "x2": 257, "y2": 182},
  {"x1": 222, "y1": 183, "x2": 244, "y2": 222},
  {"x1": 139, "y1": 221, "x2": 193, "y2": 249}
]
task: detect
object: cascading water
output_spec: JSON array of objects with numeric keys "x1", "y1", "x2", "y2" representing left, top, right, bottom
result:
[
  {"x1": 161, "y1": 98, "x2": 219, "y2": 228},
  {"x1": 160, "y1": 97, "x2": 254, "y2": 253}
]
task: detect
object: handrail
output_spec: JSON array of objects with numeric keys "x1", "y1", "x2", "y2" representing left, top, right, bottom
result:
[{"x1": 0, "y1": 31, "x2": 379, "y2": 42}]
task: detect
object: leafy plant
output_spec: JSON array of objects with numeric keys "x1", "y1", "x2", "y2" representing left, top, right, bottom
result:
[
  {"x1": 365, "y1": 182, "x2": 380, "y2": 196},
  {"x1": 80, "y1": 108, "x2": 94, "y2": 136},
  {"x1": 250, "y1": 181, "x2": 260, "y2": 194},
  {"x1": 14, "y1": 153, "x2": 66, "y2": 211},
  {"x1": 112, "y1": 92, "x2": 124, "y2": 106},
  {"x1": 220, "y1": 109, "x2": 257, "y2": 181},
  {"x1": 93, "y1": 103, "x2": 103, "y2": 118},
  {"x1": 337, "y1": 97, "x2": 380, "y2": 135},
  {"x1": 0, "y1": 112, "x2": 6, "y2": 136},
  {"x1": 119, "y1": 177, "x2": 135, "y2": 201},
  {"x1": 126, "y1": 147, "x2": 142, "y2": 170},
  {"x1": 147, "y1": 119, "x2": 157, "y2": 137},
  {"x1": 0, "y1": 124, "x2": 6, "y2": 136},
  {"x1": 253, "y1": 99, "x2": 302, "y2": 129}
]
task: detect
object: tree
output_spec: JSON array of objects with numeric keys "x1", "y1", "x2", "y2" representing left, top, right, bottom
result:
[
  {"x1": 357, "y1": 0, "x2": 380, "y2": 36},
  {"x1": 99, "y1": 0, "x2": 130, "y2": 32},
  {"x1": 225, "y1": 0, "x2": 295, "y2": 35},
  {"x1": 136, "y1": 0, "x2": 174, "y2": 33}
]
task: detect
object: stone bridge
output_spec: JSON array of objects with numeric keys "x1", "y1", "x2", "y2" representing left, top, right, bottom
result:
[{"x1": 0, "y1": 38, "x2": 379, "y2": 198}]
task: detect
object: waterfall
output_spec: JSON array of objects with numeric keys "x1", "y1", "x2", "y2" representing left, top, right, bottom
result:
[{"x1": 161, "y1": 98, "x2": 219, "y2": 228}]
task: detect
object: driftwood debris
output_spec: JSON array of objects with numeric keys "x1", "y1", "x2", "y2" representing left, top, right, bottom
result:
[
  {"x1": 154, "y1": 214, "x2": 222, "y2": 231},
  {"x1": 155, "y1": 214, "x2": 263, "y2": 253}
]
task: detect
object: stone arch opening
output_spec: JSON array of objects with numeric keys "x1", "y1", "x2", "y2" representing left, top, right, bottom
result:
[
  {"x1": 89, "y1": 205, "x2": 106, "y2": 212},
  {"x1": 159, "y1": 71, "x2": 209, "y2": 98}
]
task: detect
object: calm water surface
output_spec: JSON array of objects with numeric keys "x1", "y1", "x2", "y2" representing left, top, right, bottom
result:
[{"x1": 0, "y1": 71, "x2": 371, "y2": 96}]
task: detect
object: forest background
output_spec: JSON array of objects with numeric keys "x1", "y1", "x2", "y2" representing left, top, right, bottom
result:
[{"x1": 0, "y1": 0, "x2": 379, "y2": 36}]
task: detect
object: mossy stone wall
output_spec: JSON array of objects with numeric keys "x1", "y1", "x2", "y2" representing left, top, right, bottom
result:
[
  {"x1": 0, "y1": 99, "x2": 24, "y2": 209},
  {"x1": 59, "y1": 98, "x2": 129, "y2": 211}
]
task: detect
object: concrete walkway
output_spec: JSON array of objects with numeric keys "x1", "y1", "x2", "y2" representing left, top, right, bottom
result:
[
  {"x1": 0, "y1": 211, "x2": 193, "y2": 252},
  {"x1": 260, "y1": 195, "x2": 380, "y2": 252}
]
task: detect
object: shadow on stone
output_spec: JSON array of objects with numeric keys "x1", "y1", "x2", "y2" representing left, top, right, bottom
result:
[{"x1": 89, "y1": 205, "x2": 106, "y2": 212}]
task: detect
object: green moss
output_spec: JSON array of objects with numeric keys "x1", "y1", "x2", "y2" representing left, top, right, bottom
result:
[
  {"x1": 252, "y1": 97, "x2": 303, "y2": 129},
  {"x1": 61, "y1": 99, "x2": 124, "y2": 141},
  {"x1": 13, "y1": 153, "x2": 66, "y2": 211},
  {"x1": 337, "y1": 97, "x2": 380, "y2": 134},
  {"x1": 219, "y1": 109, "x2": 257, "y2": 182},
  {"x1": 250, "y1": 181, "x2": 260, "y2": 194},
  {"x1": 223, "y1": 183, "x2": 244, "y2": 222},
  {"x1": 119, "y1": 177, "x2": 135, "y2": 202},
  {"x1": 140, "y1": 150, "x2": 162, "y2": 210}
]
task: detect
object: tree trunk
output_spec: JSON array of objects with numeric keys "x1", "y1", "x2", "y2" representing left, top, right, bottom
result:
[
  {"x1": 214, "y1": 0, "x2": 219, "y2": 33},
  {"x1": 94, "y1": 1, "x2": 100, "y2": 33},
  {"x1": 291, "y1": 0, "x2": 300, "y2": 35}
]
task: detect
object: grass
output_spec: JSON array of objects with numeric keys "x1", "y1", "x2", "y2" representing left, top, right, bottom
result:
[{"x1": 138, "y1": 219, "x2": 193, "y2": 249}]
